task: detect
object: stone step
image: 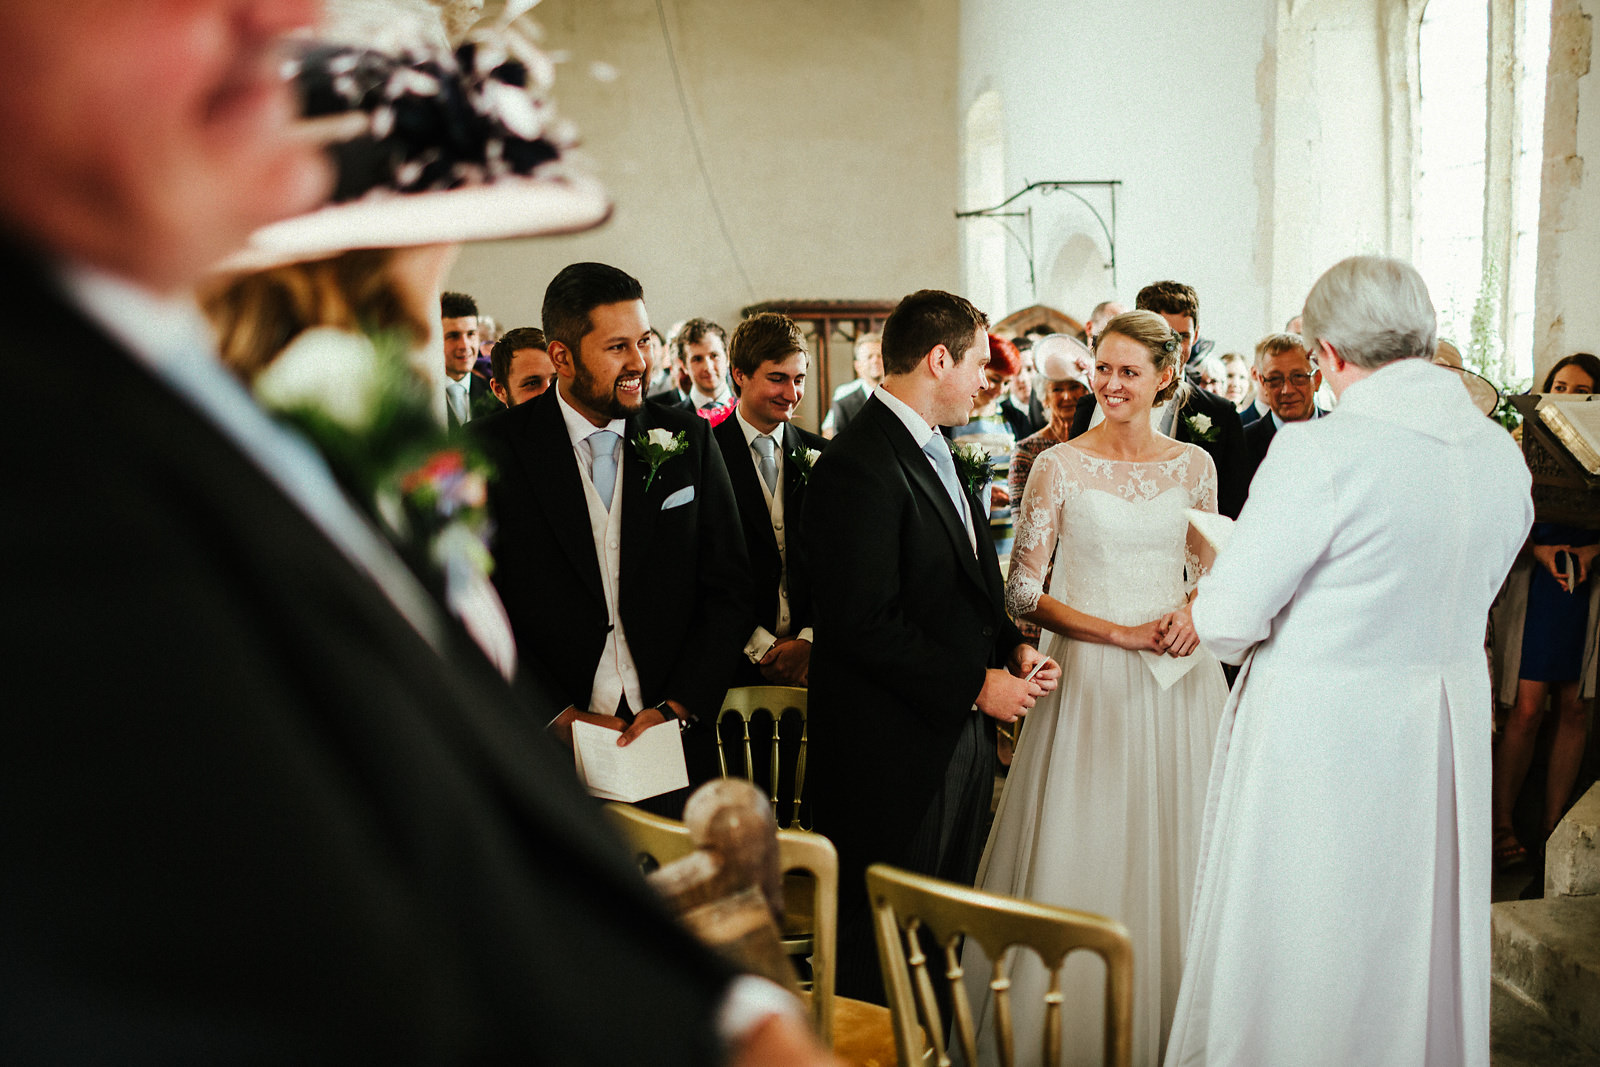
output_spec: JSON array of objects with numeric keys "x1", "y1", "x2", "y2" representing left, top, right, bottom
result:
[
  {"x1": 1491, "y1": 979, "x2": 1599, "y2": 1067},
  {"x1": 1490, "y1": 894, "x2": 1600, "y2": 1055},
  {"x1": 1546, "y1": 781, "x2": 1600, "y2": 899}
]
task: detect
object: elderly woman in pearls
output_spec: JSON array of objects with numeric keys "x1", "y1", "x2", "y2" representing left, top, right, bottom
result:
[{"x1": 1006, "y1": 333, "x2": 1093, "y2": 506}]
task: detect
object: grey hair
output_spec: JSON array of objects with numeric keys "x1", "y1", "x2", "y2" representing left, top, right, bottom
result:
[
  {"x1": 1300, "y1": 256, "x2": 1437, "y2": 370},
  {"x1": 1252, "y1": 331, "x2": 1310, "y2": 372}
]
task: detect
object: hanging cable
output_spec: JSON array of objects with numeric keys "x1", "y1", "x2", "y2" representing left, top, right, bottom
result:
[{"x1": 653, "y1": 0, "x2": 757, "y2": 300}]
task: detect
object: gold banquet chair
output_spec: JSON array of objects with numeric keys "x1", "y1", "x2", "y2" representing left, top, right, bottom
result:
[
  {"x1": 601, "y1": 803, "x2": 840, "y2": 1046},
  {"x1": 866, "y1": 863, "x2": 1133, "y2": 1067},
  {"x1": 716, "y1": 685, "x2": 809, "y2": 830}
]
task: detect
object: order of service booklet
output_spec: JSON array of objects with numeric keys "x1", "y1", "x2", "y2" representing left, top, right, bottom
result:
[{"x1": 571, "y1": 719, "x2": 689, "y2": 803}]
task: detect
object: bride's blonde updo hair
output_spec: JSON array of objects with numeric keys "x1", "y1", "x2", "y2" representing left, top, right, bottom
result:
[{"x1": 1094, "y1": 309, "x2": 1188, "y2": 406}]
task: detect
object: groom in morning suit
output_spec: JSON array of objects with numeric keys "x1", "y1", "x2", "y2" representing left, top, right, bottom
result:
[
  {"x1": 473, "y1": 262, "x2": 751, "y2": 804},
  {"x1": 803, "y1": 288, "x2": 1060, "y2": 1003}
]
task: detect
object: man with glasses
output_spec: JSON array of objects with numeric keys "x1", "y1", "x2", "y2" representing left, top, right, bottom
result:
[{"x1": 1242, "y1": 331, "x2": 1325, "y2": 495}]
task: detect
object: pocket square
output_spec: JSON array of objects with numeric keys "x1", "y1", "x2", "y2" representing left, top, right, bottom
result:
[{"x1": 661, "y1": 485, "x2": 696, "y2": 510}]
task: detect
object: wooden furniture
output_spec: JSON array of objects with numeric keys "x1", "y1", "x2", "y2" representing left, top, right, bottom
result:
[
  {"x1": 866, "y1": 863, "x2": 1133, "y2": 1067},
  {"x1": 1511, "y1": 394, "x2": 1600, "y2": 524},
  {"x1": 603, "y1": 803, "x2": 840, "y2": 1046}
]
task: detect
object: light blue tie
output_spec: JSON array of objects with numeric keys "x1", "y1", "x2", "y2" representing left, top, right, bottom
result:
[
  {"x1": 921, "y1": 434, "x2": 969, "y2": 525},
  {"x1": 752, "y1": 434, "x2": 779, "y2": 495},
  {"x1": 446, "y1": 380, "x2": 469, "y2": 424},
  {"x1": 588, "y1": 429, "x2": 621, "y2": 509}
]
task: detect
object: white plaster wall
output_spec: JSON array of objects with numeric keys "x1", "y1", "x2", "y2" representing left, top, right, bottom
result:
[
  {"x1": 445, "y1": 0, "x2": 960, "y2": 424},
  {"x1": 1533, "y1": 0, "x2": 1600, "y2": 381},
  {"x1": 959, "y1": 0, "x2": 1282, "y2": 355}
]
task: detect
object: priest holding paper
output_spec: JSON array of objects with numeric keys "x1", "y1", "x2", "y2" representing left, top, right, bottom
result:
[{"x1": 1165, "y1": 256, "x2": 1534, "y2": 1067}]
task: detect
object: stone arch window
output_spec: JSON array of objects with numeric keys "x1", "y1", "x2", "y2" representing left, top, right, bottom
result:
[
  {"x1": 962, "y1": 89, "x2": 1007, "y2": 320},
  {"x1": 1413, "y1": 0, "x2": 1551, "y2": 380}
]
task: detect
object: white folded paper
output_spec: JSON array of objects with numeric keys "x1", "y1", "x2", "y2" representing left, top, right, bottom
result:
[
  {"x1": 1185, "y1": 508, "x2": 1235, "y2": 554},
  {"x1": 572, "y1": 719, "x2": 689, "y2": 803},
  {"x1": 1140, "y1": 648, "x2": 1201, "y2": 690}
]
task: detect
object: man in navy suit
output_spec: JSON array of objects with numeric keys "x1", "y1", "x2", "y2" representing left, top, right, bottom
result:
[
  {"x1": 714, "y1": 312, "x2": 827, "y2": 688},
  {"x1": 473, "y1": 263, "x2": 752, "y2": 796},
  {"x1": 442, "y1": 290, "x2": 496, "y2": 425},
  {"x1": 1242, "y1": 331, "x2": 1326, "y2": 496},
  {"x1": 804, "y1": 288, "x2": 1059, "y2": 1003}
]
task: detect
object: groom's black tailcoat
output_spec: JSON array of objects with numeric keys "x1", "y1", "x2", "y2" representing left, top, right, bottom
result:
[
  {"x1": 3, "y1": 246, "x2": 732, "y2": 1062},
  {"x1": 803, "y1": 394, "x2": 1024, "y2": 995},
  {"x1": 472, "y1": 388, "x2": 750, "y2": 772}
]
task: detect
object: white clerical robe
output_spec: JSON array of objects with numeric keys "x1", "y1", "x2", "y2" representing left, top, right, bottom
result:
[{"x1": 1166, "y1": 358, "x2": 1532, "y2": 1067}]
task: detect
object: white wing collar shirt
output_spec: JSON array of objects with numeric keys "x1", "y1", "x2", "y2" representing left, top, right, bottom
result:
[
  {"x1": 554, "y1": 385, "x2": 645, "y2": 717},
  {"x1": 875, "y1": 386, "x2": 977, "y2": 555}
]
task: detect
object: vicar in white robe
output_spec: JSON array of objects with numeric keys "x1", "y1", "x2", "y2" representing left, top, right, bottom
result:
[{"x1": 1164, "y1": 256, "x2": 1533, "y2": 1067}]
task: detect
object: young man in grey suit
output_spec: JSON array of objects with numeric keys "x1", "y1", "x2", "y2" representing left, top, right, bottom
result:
[{"x1": 803, "y1": 288, "x2": 1060, "y2": 1003}]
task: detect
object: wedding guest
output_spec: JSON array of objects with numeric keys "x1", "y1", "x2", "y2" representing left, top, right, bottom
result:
[
  {"x1": 803, "y1": 288, "x2": 1056, "y2": 1004},
  {"x1": 668, "y1": 316, "x2": 735, "y2": 424},
  {"x1": 1194, "y1": 353, "x2": 1228, "y2": 395},
  {"x1": 822, "y1": 331, "x2": 883, "y2": 438},
  {"x1": 473, "y1": 263, "x2": 752, "y2": 810},
  {"x1": 442, "y1": 289, "x2": 494, "y2": 427},
  {"x1": 1166, "y1": 255, "x2": 1532, "y2": 1067},
  {"x1": 1219, "y1": 350, "x2": 1262, "y2": 425},
  {"x1": 1, "y1": 5, "x2": 828, "y2": 1061},
  {"x1": 998, "y1": 341, "x2": 1046, "y2": 439},
  {"x1": 489, "y1": 326, "x2": 557, "y2": 407},
  {"x1": 1083, "y1": 299, "x2": 1125, "y2": 348},
  {"x1": 644, "y1": 324, "x2": 673, "y2": 396},
  {"x1": 1139, "y1": 280, "x2": 1211, "y2": 371},
  {"x1": 1490, "y1": 351, "x2": 1600, "y2": 870},
  {"x1": 1006, "y1": 333, "x2": 1091, "y2": 506},
  {"x1": 1241, "y1": 331, "x2": 1325, "y2": 494},
  {"x1": 715, "y1": 312, "x2": 824, "y2": 689},
  {"x1": 203, "y1": 242, "x2": 518, "y2": 678},
  {"x1": 951, "y1": 333, "x2": 1022, "y2": 558}
]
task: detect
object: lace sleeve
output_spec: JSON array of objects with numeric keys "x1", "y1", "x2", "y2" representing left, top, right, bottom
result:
[
  {"x1": 1184, "y1": 446, "x2": 1220, "y2": 594},
  {"x1": 1005, "y1": 445, "x2": 1069, "y2": 618}
]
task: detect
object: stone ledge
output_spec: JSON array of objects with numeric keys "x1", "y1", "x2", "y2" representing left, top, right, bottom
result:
[
  {"x1": 1546, "y1": 781, "x2": 1600, "y2": 898},
  {"x1": 1491, "y1": 895, "x2": 1600, "y2": 1054}
]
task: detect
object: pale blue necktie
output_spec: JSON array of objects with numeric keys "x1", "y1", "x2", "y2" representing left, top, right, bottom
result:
[
  {"x1": 752, "y1": 434, "x2": 779, "y2": 495},
  {"x1": 921, "y1": 434, "x2": 969, "y2": 524},
  {"x1": 588, "y1": 429, "x2": 621, "y2": 509},
  {"x1": 446, "y1": 379, "x2": 469, "y2": 424}
]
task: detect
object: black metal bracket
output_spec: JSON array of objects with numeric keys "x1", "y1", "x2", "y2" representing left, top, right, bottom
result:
[{"x1": 955, "y1": 180, "x2": 1122, "y2": 297}]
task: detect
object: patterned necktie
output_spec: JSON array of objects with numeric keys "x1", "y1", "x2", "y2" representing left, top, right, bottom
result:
[
  {"x1": 921, "y1": 434, "x2": 969, "y2": 524},
  {"x1": 588, "y1": 429, "x2": 621, "y2": 510},
  {"x1": 752, "y1": 434, "x2": 779, "y2": 495}
]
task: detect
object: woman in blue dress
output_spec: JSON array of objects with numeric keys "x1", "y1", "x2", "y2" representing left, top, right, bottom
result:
[{"x1": 1492, "y1": 351, "x2": 1600, "y2": 868}]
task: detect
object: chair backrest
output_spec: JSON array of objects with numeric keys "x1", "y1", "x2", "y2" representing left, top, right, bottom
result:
[
  {"x1": 716, "y1": 685, "x2": 809, "y2": 828},
  {"x1": 865, "y1": 863, "x2": 1133, "y2": 1067},
  {"x1": 603, "y1": 802, "x2": 839, "y2": 1045}
]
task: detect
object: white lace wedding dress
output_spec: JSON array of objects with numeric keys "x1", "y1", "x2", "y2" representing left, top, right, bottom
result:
[{"x1": 964, "y1": 440, "x2": 1229, "y2": 1067}]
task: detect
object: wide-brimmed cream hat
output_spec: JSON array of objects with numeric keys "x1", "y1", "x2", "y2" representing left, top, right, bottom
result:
[
  {"x1": 216, "y1": 7, "x2": 608, "y2": 273},
  {"x1": 1433, "y1": 343, "x2": 1501, "y2": 415}
]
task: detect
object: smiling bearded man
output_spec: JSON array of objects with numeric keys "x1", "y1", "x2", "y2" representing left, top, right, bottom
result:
[{"x1": 471, "y1": 261, "x2": 752, "y2": 816}]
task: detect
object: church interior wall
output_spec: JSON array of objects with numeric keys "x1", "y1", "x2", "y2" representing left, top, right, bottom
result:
[
  {"x1": 446, "y1": 0, "x2": 1598, "y2": 406},
  {"x1": 447, "y1": 0, "x2": 961, "y2": 429}
]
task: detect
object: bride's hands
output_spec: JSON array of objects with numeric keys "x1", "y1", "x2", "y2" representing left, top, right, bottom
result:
[
  {"x1": 1159, "y1": 605, "x2": 1199, "y2": 657},
  {"x1": 1111, "y1": 620, "x2": 1167, "y2": 653}
]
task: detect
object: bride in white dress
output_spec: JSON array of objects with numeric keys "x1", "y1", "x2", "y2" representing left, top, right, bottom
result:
[{"x1": 964, "y1": 310, "x2": 1229, "y2": 1066}]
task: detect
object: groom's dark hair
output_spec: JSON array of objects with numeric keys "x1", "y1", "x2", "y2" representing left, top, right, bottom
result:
[
  {"x1": 542, "y1": 262, "x2": 645, "y2": 355},
  {"x1": 880, "y1": 289, "x2": 989, "y2": 376}
]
